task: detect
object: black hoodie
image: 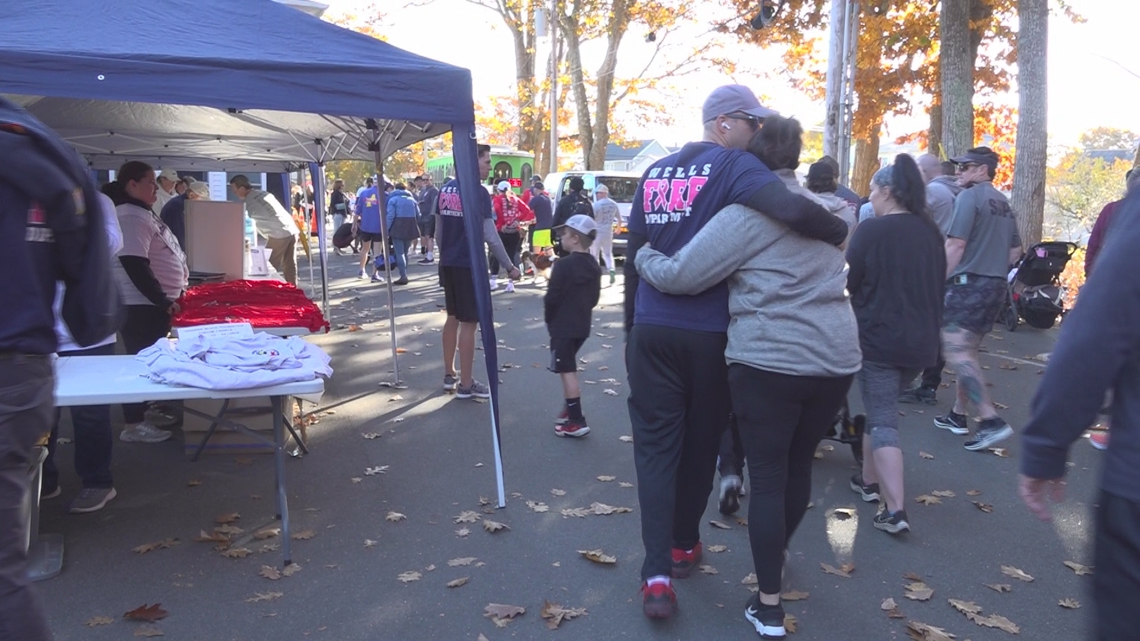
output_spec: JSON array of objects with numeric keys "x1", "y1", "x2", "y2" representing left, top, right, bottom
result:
[{"x1": 544, "y1": 251, "x2": 602, "y2": 339}]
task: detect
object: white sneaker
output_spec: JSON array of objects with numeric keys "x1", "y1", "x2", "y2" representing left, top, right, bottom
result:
[
  {"x1": 490, "y1": 277, "x2": 499, "y2": 290},
  {"x1": 505, "y1": 281, "x2": 515, "y2": 293},
  {"x1": 120, "y1": 422, "x2": 173, "y2": 443},
  {"x1": 357, "y1": 270, "x2": 367, "y2": 280}
]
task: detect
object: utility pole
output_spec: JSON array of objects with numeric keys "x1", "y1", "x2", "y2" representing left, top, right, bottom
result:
[
  {"x1": 838, "y1": 0, "x2": 858, "y2": 184},
  {"x1": 548, "y1": 0, "x2": 559, "y2": 175},
  {"x1": 823, "y1": 0, "x2": 858, "y2": 186}
]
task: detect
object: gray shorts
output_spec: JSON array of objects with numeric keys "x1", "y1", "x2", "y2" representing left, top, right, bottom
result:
[
  {"x1": 859, "y1": 361, "x2": 920, "y2": 450},
  {"x1": 943, "y1": 276, "x2": 1007, "y2": 335}
]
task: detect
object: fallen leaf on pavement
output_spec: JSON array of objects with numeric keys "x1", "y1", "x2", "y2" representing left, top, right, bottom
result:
[
  {"x1": 215, "y1": 524, "x2": 243, "y2": 535},
  {"x1": 364, "y1": 466, "x2": 389, "y2": 476},
  {"x1": 698, "y1": 564, "x2": 718, "y2": 575},
  {"x1": 579, "y1": 549, "x2": 617, "y2": 564},
  {"x1": 710, "y1": 520, "x2": 733, "y2": 530},
  {"x1": 291, "y1": 529, "x2": 316, "y2": 540},
  {"x1": 281, "y1": 563, "x2": 301, "y2": 577},
  {"x1": 603, "y1": 389, "x2": 619, "y2": 396},
  {"x1": 618, "y1": 435, "x2": 633, "y2": 443},
  {"x1": 821, "y1": 563, "x2": 853, "y2": 578},
  {"x1": 525, "y1": 500, "x2": 549, "y2": 513},
  {"x1": 905, "y1": 582, "x2": 934, "y2": 601},
  {"x1": 590, "y1": 502, "x2": 632, "y2": 515},
  {"x1": 906, "y1": 620, "x2": 957, "y2": 641},
  {"x1": 484, "y1": 603, "x2": 526, "y2": 627},
  {"x1": 596, "y1": 475, "x2": 616, "y2": 482},
  {"x1": 221, "y1": 547, "x2": 252, "y2": 559},
  {"x1": 967, "y1": 490, "x2": 983, "y2": 496},
  {"x1": 253, "y1": 528, "x2": 280, "y2": 540},
  {"x1": 904, "y1": 572, "x2": 924, "y2": 582},
  {"x1": 258, "y1": 543, "x2": 278, "y2": 553},
  {"x1": 931, "y1": 490, "x2": 956, "y2": 498},
  {"x1": 735, "y1": 516, "x2": 749, "y2": 526},
  {"x1": 1063, "y1": 561, "x2": 1094, "y2": 576},
  {"x1": 993, "y1": 402, "x2": 1010, "y2": 410},
  {"x1": 455, "y1": 527, "x2": 470, "y2": 537},
  {"x1": 124, "y1": 604, "x2": 168, "y2": 622},
  {"x1": 244, "y1": 592, "x2": 283, "y2": 603},
  {"x1": 454, "y1": 510, "x2": 480, "y2": 523},
  {"x1": 478, "y1": 635, "x2": 489, "y2": 641},
  {"x1": 973, "y1": 501, "x2": 994, "y2": 513},
  {"x1": 782, "y1": 590, "x2": 809, "y2": 601},
  {"x1": 915, "y1": 495, "x2": 942, "y2": 505},
  {"x1": 541, "y1": 601, "x2": 587, "y2": 629},
  {"x1": 361, "y1": 432, "x2": 380, "y2": 440},
  {"x1": 259, "y1": 566, "x2": 281, "y2": 580},
  {"x1": 882, "y1": 598, "x2": 898, "y2": 610},
  {"x1": 561, "y1": 507, "x2": 591, "y2": 518},
  {"x1": 1001, "y1": 565, "x2": 1034, "y2": 582},
  {"x1": 707, "y1": 544, "x2": 728, "y2": 553},
  {"x1": 919, "y1": 451, "x2": 935, "y2": 459},
  {"x1": 967, "y1": 612, "x2": 1020, "y2": 634},
  {"x1": 741, "y1": 573, "x2": 758, "y2": 585},
  {"x1": 364, "y1": 539, "x2": 377, "y2": 548},
  {"x1": 194, "y1": 530, "x2": 229, "y2": 544},
  {"x1": 215, "y1": 512, "x2": 240, "y2": 524},
  {"x1": 1059, "y1": 598, "x2": 1081, "y2": 609},
  {"x1": 133, "y1": 625, "x2": 164, "y2": 637},
  {"x1": 948, "y1": 599, "x2": 982, "y2": 615},
  {"x1": 784, "y1": 613, "x2": 798, "y2": 633},
  {"x1": 386, "y1": 511, "x2": 407, "y2": 522},
  {"x1": 988, "y1": 447, "x2": 1010, "y2": 457},
  {"x1": 619, "y1": 482, "x2": 634, "y2": 488},
  {"x1": 985, "y1": 583, "x2": 1012, "y2": 593},
  {"x1": 448, "y1": 557, "x2": 477, "y2": 567},
  {"x1": 550, "y1": 488, "x2": 567, "y2": 496},
  {"x1": 446, "y1": 577, "x2": 470, "y2": 588},
  {"x1": 482, "y1": 519, "x2": 509, "y2": 533},
  {"x1": 132, "y1": 538, "x2": 179, "y2": 555},
  {"x1": 86, "y1": 616, "x2": 114, "y2": 627},
  {"x1": 397, "y1": 571, "x2": 422, "y2": 583}
]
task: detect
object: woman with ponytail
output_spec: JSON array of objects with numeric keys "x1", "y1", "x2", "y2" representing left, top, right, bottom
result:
[{"x1": 845, "y1": 154, "x2": 946, "y2": 534}]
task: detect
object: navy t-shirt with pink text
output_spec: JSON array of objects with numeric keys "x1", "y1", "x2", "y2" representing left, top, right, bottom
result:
[
  {"x1": 630, "y1": 141, "x2": 778, "y2": 333},
  {"x1": 437, "y1": 178, "x2": 493, "y2": 269}
]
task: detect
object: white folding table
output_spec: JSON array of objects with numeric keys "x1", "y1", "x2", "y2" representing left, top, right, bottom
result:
[{"x1": 46, "y1": 355, "x2": 323, "y2": 574}]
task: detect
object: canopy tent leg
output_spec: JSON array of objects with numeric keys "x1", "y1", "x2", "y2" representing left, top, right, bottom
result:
[
  {"x1": 298, "y1": 164, "x2": 316, "y2": 296},
  {"x1": 308, "y1": 163, "x2": 330, "y2": 319},
  {"x1": 451, "y1": 124, "x2": 506, "y2": 509},
  {"x1": 373, "y1": 163, "x2": 402, "y2": 388}
]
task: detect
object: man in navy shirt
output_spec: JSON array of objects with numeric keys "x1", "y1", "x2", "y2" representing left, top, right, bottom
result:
[
  {"x1": 435, "y1": 144, "x2": 519, "y2": 399},
  {"x1": 626, "y1": 85, "x2": 848, "y2": 619}
]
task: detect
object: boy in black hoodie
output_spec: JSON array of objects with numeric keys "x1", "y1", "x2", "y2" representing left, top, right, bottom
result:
[{"x1": 546, "y1": 214, "x2": 602, "y2": 437}]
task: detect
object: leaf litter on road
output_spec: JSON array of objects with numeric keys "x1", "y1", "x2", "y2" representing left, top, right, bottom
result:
[
  {"x1": 905, "y1": 582, "x2": 934, "y2": 601},
  {"x1": 124, "y1": 604, "x2": 168, "y2": 622},
  {"x1": 906, "y1": 620, "x2": 957, "y2": 641},
  {"x1": 985, "y1": 583, "x2": 1012, "y2": 593},
  {"x1": 915, "y1": 495, "x2": 942, "y2": 506},
  {"x1": 484, "y1": 603, "x2": 525, "y2": 628},
  {"x1": 386, "y1": 511, "x2": 406, "y2": 522},
  {"x1": 707, "y1": 544, "x2": 728, "y2": 553},
  {"x1": 482, "y1": 519, "x2": 509, "y2": 533},
  {"x1": 541, "y1": 601, "x2": 587, "y2": 629},
  {"x1": 132, "y1": 538, "x2": 179, "y2": 554},
  {"x1": 821, "y1": 562, "x2": 854, "y2": 578},
  {"x1": 1064, "y1": 560, "x2": 1093, "y2": 576},
  {"x1": 397, "y1": 571, "x2": 422, "y2": 583},
  {"x1": 86, "y1": 616, "x2": 114, "y2": 627},
  {"x1": 1001, "y1": 565, "x2": 1034, "y2": 582},
  {"x1": 579, "y1": 549, "x2": 617, "y2": 565},
  {"x1": 446, "y1": 577, "x2": 469, "y2": 588},
  {"x1": 454, "y1": 510, "x2": 480, "y2": 523},
  {"x1": 710, "y1": 520, "x2": 733, "y2": 530},
  {"x1": 1059, "y1": 598, "x2": 1081, "y2": 609}
]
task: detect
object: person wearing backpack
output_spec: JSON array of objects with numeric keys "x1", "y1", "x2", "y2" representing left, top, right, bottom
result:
[
  {"x1": 491, "y1": 181, "x2": 535, "y2": 292},
  {"x1": 553, "y1": 176, "x2": 595, "y2": 229}
]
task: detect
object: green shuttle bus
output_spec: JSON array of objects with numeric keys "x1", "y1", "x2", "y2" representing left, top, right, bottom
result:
[{"x1": 425, "y1": 148, "x2": 535, "y2": 194}]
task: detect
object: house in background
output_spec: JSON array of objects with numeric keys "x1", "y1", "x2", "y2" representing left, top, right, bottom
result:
[{"x1": 604, "y1": 139, "x2": 674, "y2": 173}]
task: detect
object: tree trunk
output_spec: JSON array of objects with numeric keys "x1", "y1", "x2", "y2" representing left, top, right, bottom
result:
[
  {"x1": 851, "y1": 120, "x2": 882, "y2": 197},
  {"x1": 1011, "y1": 0, "x2": 1048, "y2": 247},
  {"x1": 559, "y1": 5, "x2": 593, "y2": 169},
  {"x1": 928, "y1": 99, "x2": 943, "y2": 155},
  {"x1": 586, "y1": 0, "x2": 629, "y2": 170},
  {"x1": 507, "y1": 4, "x2": 539, "y2": 154},
  {"x1": 940, "y1": 0, "x2": 973, "y2": 158}
]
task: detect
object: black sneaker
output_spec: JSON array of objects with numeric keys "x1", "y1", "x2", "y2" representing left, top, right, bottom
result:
[
  {"x1": 899, "y1": 386, "x2": 937, "y2": 405},
  {"x1": 933, "y1": 411, "x2": 969, "y2": 435},
  {"x1": 719, "y1": 474, "x2": 742, "y2": 515},
  {"x1": 744, "y1": 594, "x2": 786, "y2": 639},
  {"x1": 964, "y1": 419, "x2": 1014, "y2": 451},
  {"x1": 874, "y1": 508, "x2": 910, "y2": 534},
  {"x1": 850, "y1": 473, "x2": 880, "y2": 502}
]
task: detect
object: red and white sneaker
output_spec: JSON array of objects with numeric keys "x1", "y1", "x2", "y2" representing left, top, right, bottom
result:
[
  {"x1": 554, "y1": 408, "x2": 569, "y2": 425},
  {"x1": 671, "y1": 541, "x2": 703, "y2": 578},
  {"x1": 554, "y1": 420, "x2": 590, "y2": 438},
  {"x1": 1089, "y1": 430, "x2": 1109, "y2": 451},
  {"x1": 640, "y1": 581, "x2": 677, "y2": 619}
]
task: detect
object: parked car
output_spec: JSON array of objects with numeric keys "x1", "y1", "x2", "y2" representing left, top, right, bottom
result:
[{"x1": 543, "y1": 170, "x2": 641, "y2": 259}]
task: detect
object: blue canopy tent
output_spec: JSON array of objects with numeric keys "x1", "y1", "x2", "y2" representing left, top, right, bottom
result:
[{"x1": 0, "y1": 0, "x2": 507, "y2": 506}]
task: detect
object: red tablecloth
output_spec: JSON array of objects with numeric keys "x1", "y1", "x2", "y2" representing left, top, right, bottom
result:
[{"x1": 173, "y1": 280, "x2": 329, "y2": 333}]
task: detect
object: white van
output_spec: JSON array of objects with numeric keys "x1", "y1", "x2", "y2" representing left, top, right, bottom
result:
[{"x1": 542, "y1": 170, "x2": 642, "y2": 257}]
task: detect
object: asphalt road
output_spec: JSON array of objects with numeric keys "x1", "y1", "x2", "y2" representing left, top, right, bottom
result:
[{"x1": 37, "y1": 248, "x2": 1099, "y2": 641}]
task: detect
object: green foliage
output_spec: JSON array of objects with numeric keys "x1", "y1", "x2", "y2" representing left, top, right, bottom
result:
[
  {"x1": 1045, "y1": 153, "x2": 1132, "y2": 239},
  {"x1": 1078, "y1": 127, "x2": 1139, "y2": 152}
]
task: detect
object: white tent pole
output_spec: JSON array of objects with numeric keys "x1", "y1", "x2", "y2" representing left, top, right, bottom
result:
[
  {"x1": 374, "y1": 161, "x2": 401, "y2": 387},
  {"x1": 299, "y1": 165, "x2": 316, "y2": 295},
  {"x1": 315, "y1": 164, "x2": 330, "y2": 317}
]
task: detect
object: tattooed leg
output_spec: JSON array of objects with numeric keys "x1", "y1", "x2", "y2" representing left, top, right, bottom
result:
[{"x1": 942, "y1": 327, "x2": 997, "y2": 419}]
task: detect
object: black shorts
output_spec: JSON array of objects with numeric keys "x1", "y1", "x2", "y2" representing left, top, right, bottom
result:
[
  {"x1": 358, "y1": 231, "x2": 383, "y2": 243},
  {"x1": 943, "y1": 275, "x2": 1007, "y2": 335},
  {"x1": 549, "y1": 337, "x2": 585, "y2": 373},
  {"x1": 418, "y1": 215, "x2": 435, "y2": 238},
  {"x1": 441, "y1": 266, "x2": 479, "y2": 323}
]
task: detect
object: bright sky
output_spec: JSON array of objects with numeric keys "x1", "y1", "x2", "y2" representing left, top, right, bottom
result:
[{"x1": 331, "y1": 0, "x2": 1137, "y2": 151}]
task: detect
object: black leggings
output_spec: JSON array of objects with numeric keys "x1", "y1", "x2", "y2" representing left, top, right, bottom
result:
[
  {"x1": 489, "y1": 231, "x2": 521, "y2": 276},
  {"x1": 729, "y1": 363, "x2": 853, "y2": 595},
  {"x1": 121, "y1": 305, "x2": 172, "y2": 424}
]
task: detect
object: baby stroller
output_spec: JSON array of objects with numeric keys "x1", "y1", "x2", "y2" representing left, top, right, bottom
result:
[{"x1": 995, "y1": 241, "x2": 1079, "y2": 331}]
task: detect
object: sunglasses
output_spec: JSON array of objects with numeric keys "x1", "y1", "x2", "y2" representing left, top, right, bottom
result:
[
  {"x1": 726, "y1": 112, "x2": 763, "y2": 131},
  {"x1": 956, "y1": 162, "x2": 981, "y2": 172}
]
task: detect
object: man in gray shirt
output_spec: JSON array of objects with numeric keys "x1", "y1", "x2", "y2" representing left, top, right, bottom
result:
[
  {"x1": 933, "y1": 147, "x2": 1022, "y2": 452},
  {"x1": 229, "y1": 175, "x2": 299, "y2": 285}
]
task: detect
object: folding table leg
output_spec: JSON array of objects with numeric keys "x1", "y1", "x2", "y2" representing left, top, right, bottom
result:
[
  {"x1": 191, "y1": 399, "x2": 232, "y2": 462},
  {"x1": 272, "y1": 395, "x2": 293, "y2": 567}
]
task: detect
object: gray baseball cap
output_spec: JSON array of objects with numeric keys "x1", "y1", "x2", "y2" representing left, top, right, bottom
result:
[{"x1": 702, "y1": 84, "x2": 778, "y2": 124}]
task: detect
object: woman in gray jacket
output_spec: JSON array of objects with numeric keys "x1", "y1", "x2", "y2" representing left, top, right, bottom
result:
[{"x1": 635, "y1": 115, "x2": 860, "y2": 639}]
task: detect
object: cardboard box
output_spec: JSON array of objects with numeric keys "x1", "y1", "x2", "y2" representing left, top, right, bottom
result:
[{"x1": 182, "y1": 396, "x2": 290, "y2": 457}]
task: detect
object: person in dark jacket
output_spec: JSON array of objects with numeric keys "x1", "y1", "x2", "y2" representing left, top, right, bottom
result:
[
  {"x1": 845, "y1": 154, "x2": 946, "y2": 535},
  {"x1": 817, "y1": 155, "x2": 861, "y2": 209},
  {"x1": 385, "y1": 183, "x2": 420, "y2": 285},
  {"x1": 545, "y1": 215, "x2": 602, "y2": 438},
  {"x1": 159, "y1": 178, "x2": 209, "y2": 251},
  {"x1": 1019, "y1": 185, "x2": 1140, "y2": 641},
  {"x1": 0, "y1": 100, "x2": 113, "y2": 641},
  {"x1": 528, "y1": 181, "x2": 554, "y2": 249},
  {"x1": 552, "y1": 176, "x2": 594, "y2": 229}
]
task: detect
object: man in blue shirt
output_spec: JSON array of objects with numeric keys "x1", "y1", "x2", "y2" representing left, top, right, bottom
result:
[
  {"x1": 354, "y1": 181, "x2": 388, "y2": 282},
  {"x1": 625, "y1": 85, "x2": 848, "y2": 620},
  {"x1": 436, "y1": 144, "x2": 519, "y2": 399}
]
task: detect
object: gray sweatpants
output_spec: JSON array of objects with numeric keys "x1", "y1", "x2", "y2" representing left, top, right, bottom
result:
[{"x1": 859, "y1": 361, "x2": 920, "y2": 451}]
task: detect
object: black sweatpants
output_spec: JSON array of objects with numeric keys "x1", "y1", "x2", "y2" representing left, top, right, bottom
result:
[
  {"x1": 1093, "y1": 490, "x2": 1140, "y2": 641},
  {"x1": 121, "y1": 304, "x2": 172, "y2": 424},
  {"x1": 488, "y1": 231, "x2": 521, "y2": 277},
  {"x1": 729, "y1": 363, "x2": 853, "y2": 595},
  {"x1": 718, "y1": 413, "x2": 745, "y2": 478},
  {"x1": 919, "y1": 351, "x2": 945, "y2": 391},
  {"x1": 627, "y1": 324, "x2": 729, "y2": 580}
]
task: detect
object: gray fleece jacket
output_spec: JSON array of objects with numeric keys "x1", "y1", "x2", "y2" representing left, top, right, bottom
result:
[{"x1": 634, "y1": 202, "x2": 862, "y2": 377}]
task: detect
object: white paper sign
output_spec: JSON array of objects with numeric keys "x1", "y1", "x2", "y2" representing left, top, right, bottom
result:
[
  {"x1": 175, "y1": 322, "x2": 254, "y2": 341},
  {"x1": 247, "y1": 246, "x2": 270, "y2": 277},
  {"x1": 207, "y1": 172, "x2": 228, "y2": 202}
]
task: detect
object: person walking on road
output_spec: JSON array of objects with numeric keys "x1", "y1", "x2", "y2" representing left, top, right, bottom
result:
[
  {"x1": 229, "y1": 175, "x2": 299, "y2": 285},
  {"x1": 634, "y1": 113, "x2": 859, "y2": 638},
  {"x1": 846, "y1": 155, "x2": 946, "y2": 535},
  {"x1": 385, "y1": 183, "x2": 420, "y2": 285},
  {"x1": 934, "y1": 146, "x2": 1022, "y2": 451},
  {"x1": 436, "y1": 144, "x2": 519, "y2": 399},
  {"x1": 527, "y1": 181, "x2": 554, "y2": 251},
  {"x1": 490, "y1": 181, "x2": 534, "y2": 292},
  {"x1": 624, "y1": 86, "x2": 848, "y2": 622},
  {"x1": 416, "y1": 174, "x2": 439, "y2": 264},
  {"x1": 591, "y1": 183, "x2": 620, "y2": 285},
  {"x1": 1019, "y1": 185, "x2": 1140, "y2": 641}
]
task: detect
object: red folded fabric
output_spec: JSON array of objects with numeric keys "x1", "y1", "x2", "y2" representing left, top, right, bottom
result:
[{"x1": 173, "y1": 280, "x2": 329, "y2": 333}]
